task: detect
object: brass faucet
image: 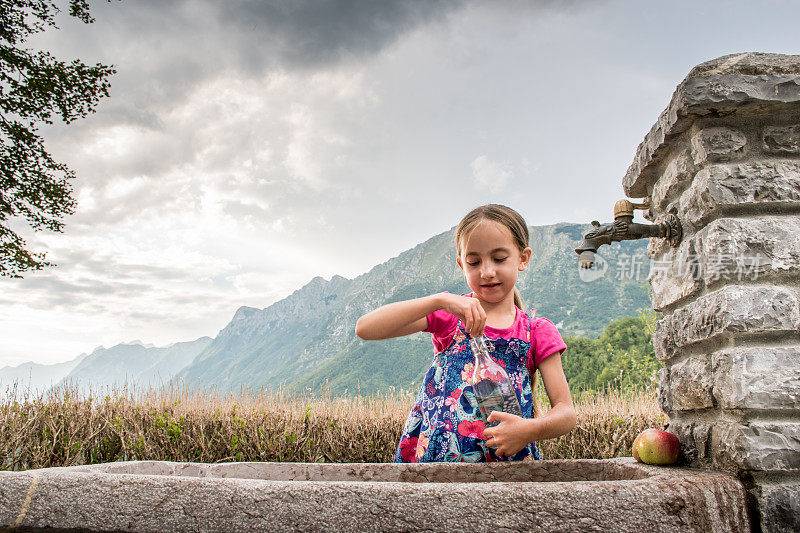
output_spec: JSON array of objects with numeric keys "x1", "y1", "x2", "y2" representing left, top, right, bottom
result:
[{"x1": 575, "y1": 199, "x2": 681, "y2": 268}]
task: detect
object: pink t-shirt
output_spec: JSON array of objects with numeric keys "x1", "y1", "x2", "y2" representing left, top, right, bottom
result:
[{"x1": 424, "y1": 305, "x2": 567, "y2": 371}]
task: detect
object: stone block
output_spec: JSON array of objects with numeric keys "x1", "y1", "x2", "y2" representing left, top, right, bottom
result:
[
  {"x1": 657, "y1": 366, "x2": 672, "y2": 413},
  {"x1": 758, "y1": 481, "x2": 800, "y2": 533},
  {"x1": 652, "y1": 285, "x2": 800, "y2": 361},
  {"x1": 648, "y1": 237, "x2": 702, "y2": 311},
  {"x1": 713, "y1": 346, "x2": 800, "y2": 411},
  {"x1": 651, "y1": 148, "x2": 697, "y2": 211},
  {"x1": 649, "y1": 216, "x2": 800, "y2": 310},
  {"x1": 693, "y1": 216, "x2": 800, "y2": 283},
  {"x1": 652, "y1": 319, "x2": 670, "y2": 361},
  {"x1": 678, "y1": 161, "x2": 800, "y2": 228},
  {"x1": 668, "y1": 356, "x2": 715, "y2": 411},
  {"x1": 691, "y1": 127, "x2": 747, "y2": 165},
  {"x1": 764, "y1": 124, "x2": 800, "y2": 154},
  {"x1": 667, "y1": 419, "x2": 712, "y2": 465},
  {"x1": 692, "y1": 423, "x2": 713, "y2": 465},
  {"x1": 646, "y1": 227, "x2": 673, "y2": 258},
  {"x1": 648, "y1": 216, "x2": 800, "y2": 310},
  {"x1": 712, "y1": 421, "x2": 800, "y2": 473}
]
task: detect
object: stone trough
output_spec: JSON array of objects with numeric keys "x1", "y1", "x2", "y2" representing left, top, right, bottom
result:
[{"x1": 0, "y1": 458, "x2": 749, "y2": 532}]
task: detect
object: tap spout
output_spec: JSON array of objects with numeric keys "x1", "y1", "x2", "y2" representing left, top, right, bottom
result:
[{"x1": 575, "y1": 199, "x2": 681, "y2": 268}]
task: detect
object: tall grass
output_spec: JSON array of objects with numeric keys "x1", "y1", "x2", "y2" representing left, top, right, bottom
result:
[
  {"x1": 0, "y1": 382, "x2": 665, "y2": 471},
  {"x1": 537, "y1": 383, "x2": 667, "y2": 460}
]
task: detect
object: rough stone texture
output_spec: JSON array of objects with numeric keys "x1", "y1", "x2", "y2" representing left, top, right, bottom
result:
[
  {"x1": 712, "y1": 422, "x2": 800, "y2": 473},
  {"x1": 668, "y1": 419, "x2": 713, "y2": 465},
  {"x1": 68, "y1": 458, "x2": 652, "y2": 483},
  {"x1": 652, "y1": 285, "x2": 800, "y2": 361},
  {"x1": 634, "y1": 53, "x2": 800, "y2": 533},
  {"x1": 691, "y1": 127, "x2": 748, "y2": 165},
  {"x1": 658, "y1": 366, "x2": 672, "y2": 413},
  {"x1": 648, "y1": 216, "x2": 800, "y2": 310},
  {"x1": 764, "y1": 124, "x2": 800, "y2": 154},
  {"x1": 712, "y1": 346, "x2": 800, "y2": 410},
  {"x1": 693, "y1": 217, "x2": 800, "y2": 282},
  {"x1": 0, "y1": 459, "x2": 750, "y2": 532},
  {"x1": 651, "y1": 147, "x2": 697, "y2": 212},
  {"x1": 677, "y1": 161, "x2": 800, "y2": 229},
  {"x1": 624, "y1": 52, "x2": 800, "y2": 197},
  {"x1": 758, "y1": 482, "x2": 800, "y2": 533},
  {"x1": 666, "y1": 356, "x2": 715, "y2": 411},
  {"x1": 647, "y1": 237, "x2": 701, "y2": 311},
  {"x1": 663, "y1": 346, "x2": 800, "y2": 419}
]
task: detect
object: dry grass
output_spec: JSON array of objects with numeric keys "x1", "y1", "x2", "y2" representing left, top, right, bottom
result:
[
  {"x1": 537, "y1": 386, "x2": 668, "y2": 460},
  {"x1": 0, "y1": 382, "x2": 666, "y2": 471}
]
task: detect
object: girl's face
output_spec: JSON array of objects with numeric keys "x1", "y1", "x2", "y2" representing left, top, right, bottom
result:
[{"x1": 457, "y1": 220, "x2": 531, "y2": 307}]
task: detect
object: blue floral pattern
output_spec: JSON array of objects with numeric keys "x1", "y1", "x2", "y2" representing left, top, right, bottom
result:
[{"x1": 394, "y1": 316, "x2": 541, "y2": 463}]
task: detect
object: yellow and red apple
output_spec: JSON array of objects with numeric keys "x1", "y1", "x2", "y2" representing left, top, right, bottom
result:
[{"x1": 632, "y1": 428, "x2": 680, "y2": 465}]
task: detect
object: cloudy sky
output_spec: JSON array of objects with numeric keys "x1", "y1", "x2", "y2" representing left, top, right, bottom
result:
[{"x1": 2, "y1": 0, "x2": 799, "y2": 367}]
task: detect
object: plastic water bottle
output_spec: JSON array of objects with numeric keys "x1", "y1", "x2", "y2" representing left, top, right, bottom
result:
[{"x1": 469, "y1": 336, "x2": 522, "y2": 431}]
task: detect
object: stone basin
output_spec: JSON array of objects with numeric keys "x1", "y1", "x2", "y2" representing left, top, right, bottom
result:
[{"x1": 0, "y1": 458, "x2": 750, "y2": 532}]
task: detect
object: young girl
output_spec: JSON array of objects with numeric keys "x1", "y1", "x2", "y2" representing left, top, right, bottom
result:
[{"x1": 355, "y1": 204, "x2": 576, "y2": 462}]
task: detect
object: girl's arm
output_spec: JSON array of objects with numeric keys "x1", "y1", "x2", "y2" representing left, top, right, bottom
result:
[
  {"x1": 355, "y1": 293, "x2": 487, "y2": 340},
  {"x1": 484, "y1": 352, "x2": 577, "y2": 457}
]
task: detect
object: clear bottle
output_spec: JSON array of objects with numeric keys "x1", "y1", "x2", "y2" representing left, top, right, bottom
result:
[{"x1": 469, "y1": 336, "x2": 522, "y2": 431}]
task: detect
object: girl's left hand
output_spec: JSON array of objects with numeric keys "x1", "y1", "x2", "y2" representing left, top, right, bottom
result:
[{"x1": 483, "y1": 411, "x2": 534, "y2": 457}]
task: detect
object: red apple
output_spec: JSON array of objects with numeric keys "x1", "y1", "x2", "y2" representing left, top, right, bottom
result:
[{"x1": 632, "y1": 428, "x2": 680, "y2": 465}]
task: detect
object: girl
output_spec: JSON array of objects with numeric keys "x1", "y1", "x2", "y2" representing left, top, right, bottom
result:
[{"x1": 355, "y1": 204, "x2": 576, "y2": 462}]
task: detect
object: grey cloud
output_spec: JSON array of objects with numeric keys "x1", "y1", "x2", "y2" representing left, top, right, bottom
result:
[
  {"x1": 11, "y1": 277, "x2": 149, "y2": 311},
  {"x1": 34, "y1": 0, "x2": 469, "y2": 179},
  {"x1": 7, "y1": 246, "x2": 202, "y2": 312},
  {"x1": 48, "y1": 249, "x2": 198, "y2": 283},
  {"x1": 126, "y1": 310, "x2": 172, "y2": 322},
  {"x1": 66, "y1": 194, "x2": 177, "y2": 232},
  {"x1": 22, "y1": 276, "x2": 150, "y2": 298},
  {"x1": 36, "y1": 0, "x2": 598, "y2": 139},
  {"x1": 214, "y1": 0, "x2": 467, "y2": 70},
  {"x1": 49, "y1": 0, "x2": 468, "y2": 110},
  {"x1": 39, "y1": 0, "x2": 591, "y2": 225},
  {"x1": 5, "y1": 261, "x2": 227, "y2": 316}
]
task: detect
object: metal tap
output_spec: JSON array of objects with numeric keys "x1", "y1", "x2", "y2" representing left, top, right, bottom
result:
[{"x1": 575, "y1": 199, "x2": 681, "y2": 268}]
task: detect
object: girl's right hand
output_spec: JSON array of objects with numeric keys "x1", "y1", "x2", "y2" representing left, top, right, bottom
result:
[{"x1": 439, "y1": 293, "x2": 486, "y2": 337}]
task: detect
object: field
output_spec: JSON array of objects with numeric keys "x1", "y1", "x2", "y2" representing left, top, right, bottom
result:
[{"x1": 0, "y1": 383, "x2": 666, "y2": 470}]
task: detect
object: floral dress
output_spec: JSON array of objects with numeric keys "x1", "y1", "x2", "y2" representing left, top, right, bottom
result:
[{"x1": 394, "y1": 315, "x2": 541, "y2": 463}]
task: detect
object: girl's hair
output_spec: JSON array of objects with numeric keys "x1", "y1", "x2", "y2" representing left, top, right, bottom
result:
[
  {"x1": 455, "y1": 204, "x2": 542, "y2": 418},
  {"x1": 455, "y1": 204, "x2": 529, "y2": 311}
]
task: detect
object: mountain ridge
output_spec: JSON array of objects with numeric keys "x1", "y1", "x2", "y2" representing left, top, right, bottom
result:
[
  {"x1": 5, "y1": 222, "x2": 651, "y2": 396},
  {"x1": 175, "y1": 222, "x2": 651, "y2": 393}
]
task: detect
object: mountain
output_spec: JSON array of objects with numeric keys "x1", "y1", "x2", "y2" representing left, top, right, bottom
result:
[
  {"x1": 59, "y1": 337, "x2": 213, "y2": 391},
  {"x1": 176, "y1": 223, "x2": 651, "y2": 394},
  {"x1": 0, "y1": 353, "x2": 87, "y2": 395}
]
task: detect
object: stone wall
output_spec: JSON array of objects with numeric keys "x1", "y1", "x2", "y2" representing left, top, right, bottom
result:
[{"x1": 623, "y1": 53, "x2": 800, "y2": 533}]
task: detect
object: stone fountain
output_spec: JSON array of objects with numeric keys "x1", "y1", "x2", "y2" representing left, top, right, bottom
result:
[{"x1": 627, "y1": 52, "x2": 800, "y2": 533}]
